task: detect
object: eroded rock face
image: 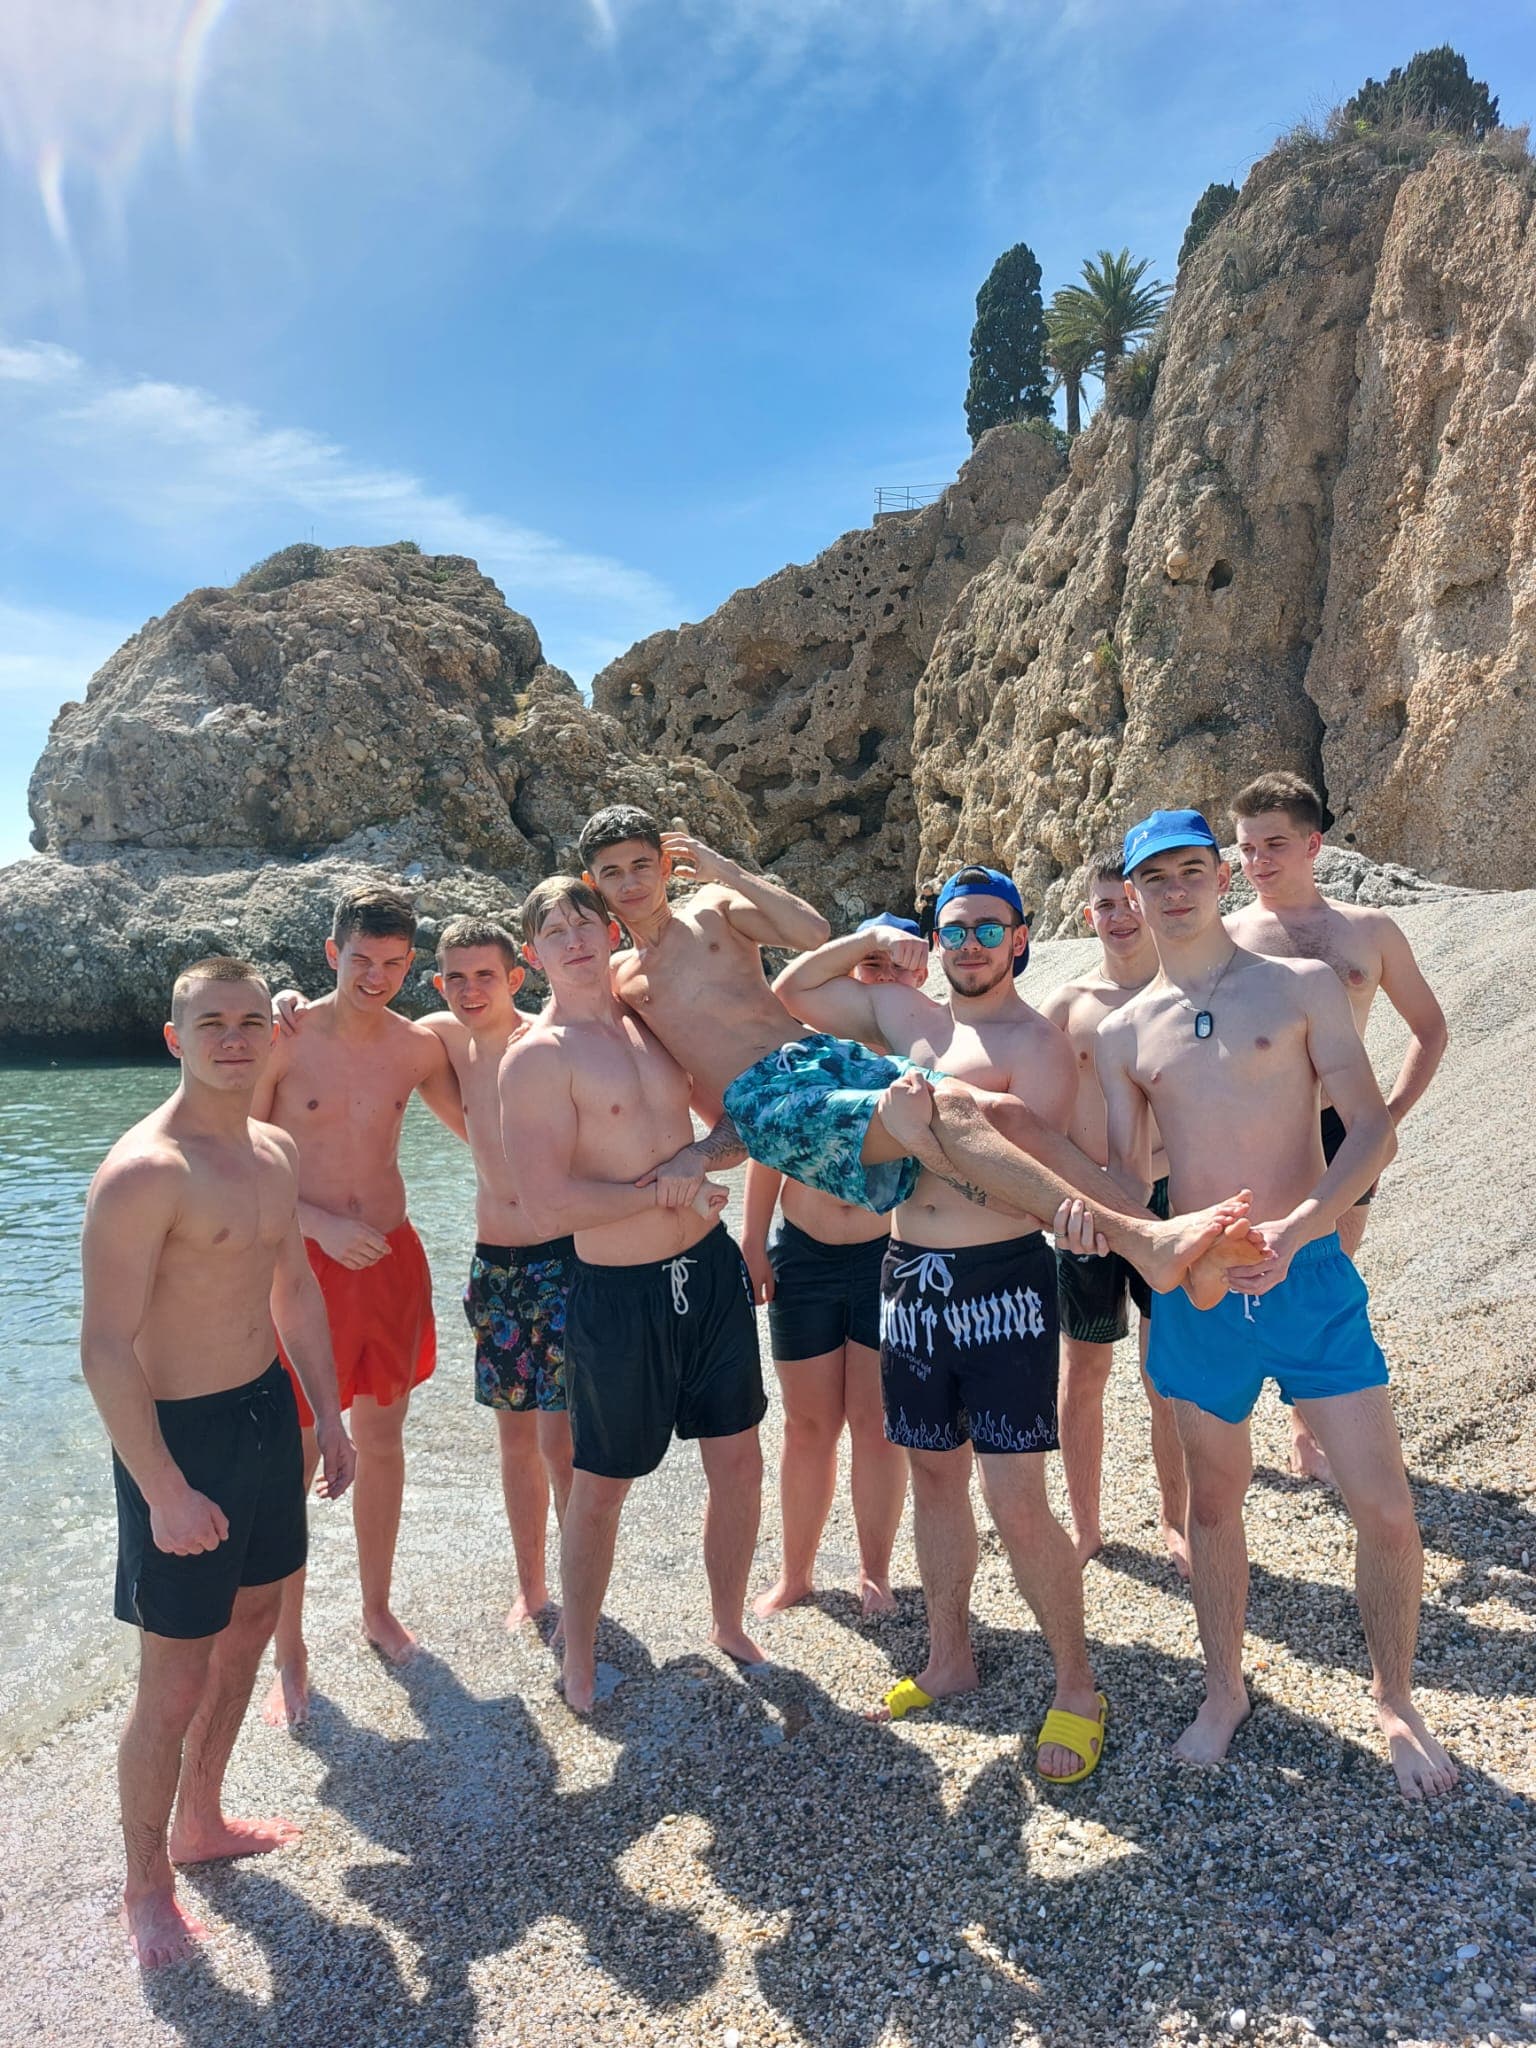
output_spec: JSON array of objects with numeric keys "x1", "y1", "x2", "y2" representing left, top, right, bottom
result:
[
  {"x1": 913, "y1": 144, "x2": 1536, "y2": 929},
  {"x1": 594, "y1": 424, "x2": 1063, "y2": 924},
  {"x1": 4, "y1": 544, "x2": 755, "y2": 1046}
]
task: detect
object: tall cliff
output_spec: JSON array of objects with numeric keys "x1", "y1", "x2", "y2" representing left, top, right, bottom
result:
[
  {"x1": 3, "y1": 544, "x2": 755, "y2": 1046},
  {"x1": 912, "y1": 139, "x2": 1536, "y2": 928},
  {"x1": 592, "y1": 424, "x2": 1063, "y2": 922}
]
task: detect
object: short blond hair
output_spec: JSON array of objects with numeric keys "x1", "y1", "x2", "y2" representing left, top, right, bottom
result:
[
  {"x1": 521, "y1": 876, "x2": 608, "y2": 942},
  {"x1": 171, "y1": 955, "x2": 270, "y2": 1024}
]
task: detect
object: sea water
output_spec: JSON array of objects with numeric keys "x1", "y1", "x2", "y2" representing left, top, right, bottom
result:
[{"x1": 0, "y1": 1058, "x2": 480, "y2": 1756}]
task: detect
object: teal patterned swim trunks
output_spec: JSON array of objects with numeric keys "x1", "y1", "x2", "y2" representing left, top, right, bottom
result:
[{"x1": 722, "y1": 1033, "x2": 933, "y2": 1214}]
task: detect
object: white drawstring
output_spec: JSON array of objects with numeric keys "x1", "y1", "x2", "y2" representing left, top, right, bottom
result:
[
  {"x1": 1242, "y1": 1294, "x2": 1258, "y2": 1322},
  {"x1": 665, "y1": 1255, "x2": 696, "y2": 1315},
  {"x1": 890, "y1": 1250, "x2": 955, "y2": 1297}
]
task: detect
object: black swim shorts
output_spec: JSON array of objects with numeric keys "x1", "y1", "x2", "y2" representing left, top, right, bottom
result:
[
  {"x1": 766, "y1": 1219, "x2": 886, "y2": 1362},
  {"x1": 113, "y1": 1359, "x2": 307, "y2": 1640},
  {"x1": 880, "y1": 1232, "x2": 1060, "y2": 1455},
  {"x1": 565, "y1": 1225, "x2": 767, "y2": 1481},
  {"x1": 464, "y1": 1237, "x2": 574, "y2": 1412},
  {"x1": 1055, "y1": 1174, "x2": 1169, "y2": 1343},
  {"x1": 1320, "y1": 1108, "x2": 1377, "y2": 1206}
]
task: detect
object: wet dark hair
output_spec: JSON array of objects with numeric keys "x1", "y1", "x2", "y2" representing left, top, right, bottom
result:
[
  {"x1": 1232, "y1": 771, "x2": 1324, "y2": 834},
  {"x1": 171, "y1": 955, "x2": 270, "y2": 1024},
  {"x1": 521, "y1": 876, "x2": 609, "y2": 942},
  {"x1": 577, "y1": 806, "x2": 663, "y2": 868},
  {"x1": 331, "y1": 886, "x2": 418, "y2": 948},
  {"x1": 435, "y1": 915, "x2": 519, "y2": 970}
]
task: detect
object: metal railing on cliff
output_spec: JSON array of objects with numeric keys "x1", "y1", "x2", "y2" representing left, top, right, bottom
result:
[{"x1": 873, "y1": 485, "x2": 945, "y2": 516}]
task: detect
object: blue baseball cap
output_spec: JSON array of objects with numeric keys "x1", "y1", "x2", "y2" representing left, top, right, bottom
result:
[
  {"x1": 1122, "y1": 808, "x2": 1220, "y2": 875},
  {"x1": 855, "y1": 913, "x2": 921, "y2": 938},
  {"x1": 934, "y1": 865, "x2": 1030, "y2": 977}
]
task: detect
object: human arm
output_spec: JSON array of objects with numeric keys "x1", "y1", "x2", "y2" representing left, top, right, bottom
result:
[
  {"x1": 663, "y1": 831, "x2": 830, "y2": 951},
  {"x1": 1098, "y1": 1020, "x2": 1156, "y2": 1208},
  {"x1": 637, "y1": 1110, "x2": 748, "y2": 1210},
  {"x1": 268, "y1": 1204, "x2": 356, "y2": 1501},
  {"x1": 1376, "y1": 917, "x2": 1448, "y2": 1125},
  {"x1": 79, "y1": 1154, "x2": 229, "y2": 1556},
  {"x1": 773, "y1": 929, "x2": 925, "y2": 1045},
  {"x1": 741, "y1": 1159, "x2": 784, "y2": 1304},
  {"x1": 414, "y1": 1023, "x2": 469, "y2": 1143}
]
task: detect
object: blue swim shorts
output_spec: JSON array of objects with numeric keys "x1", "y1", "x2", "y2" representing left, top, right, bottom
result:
[
  {"x1": 723, "y1": 1033, "x2": 931, "y2": 1214},
  {"x1": 1145, "y1": 1233, "x2": 1388, "y2": 1426}
]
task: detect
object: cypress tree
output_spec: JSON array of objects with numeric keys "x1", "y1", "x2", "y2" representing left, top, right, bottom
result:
[{"x1": 965, "y1": 243, "x2": 1050, "y2": 444}]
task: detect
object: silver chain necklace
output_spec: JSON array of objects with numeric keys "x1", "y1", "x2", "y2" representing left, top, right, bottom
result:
[{"x1": 1178, "y1": 946, "x2": 1240, "y2": 1040}]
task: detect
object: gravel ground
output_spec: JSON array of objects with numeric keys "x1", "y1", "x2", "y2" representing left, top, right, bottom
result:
[{"x1": 3, "y1": 897, "x2": 1534, "y2": 2048}]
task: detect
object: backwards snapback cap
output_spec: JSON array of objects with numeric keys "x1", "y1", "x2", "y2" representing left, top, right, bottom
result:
[
  {"x1": 855, "y1": 913, "x2": 921, "y2": 938},
  {"x1": 1122, "y1": 808, "x2": 1219, "y2": 874},
  {"x1": 934, "y1": 865, "x2": 1029, "y2": 977}
]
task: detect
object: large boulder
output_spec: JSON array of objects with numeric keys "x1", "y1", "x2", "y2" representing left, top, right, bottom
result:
[{"x1": 593, "y1": 424, "x2": 1063, "y2": 925}]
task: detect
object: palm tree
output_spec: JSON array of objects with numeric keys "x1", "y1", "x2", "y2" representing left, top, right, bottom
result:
[
  {"x1": 1044, "y1": 308, "x2": 1098, "y2": 437},
  {"x1": 1050, "y1": 249, "x2": 1169, "y2": 375}
]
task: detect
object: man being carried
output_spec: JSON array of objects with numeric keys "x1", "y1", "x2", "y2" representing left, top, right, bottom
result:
[
  {"x1": 1227, "y1": 771, "x2": 1449, "y2": 1484},
  {"x1": 499, "y1": 879, "x2": 766, "y2": 1714},
  {"x1": 425, "y1": 917, "x2": 574, "y2": 1626},
  {"x1": 576, "y1": 807, "x2": 1261, "y2": 1301},
  {"x1": 1041, "y1": 851, "x2": 1188, "y2": 1573},
  {"x1": 1098, "y1": 809, "x2": 1455, "y2": 1798},
  {"x1": 81, "y1": 959, "x2": 356, "y2": 1969},
  {"x1": 777, "y1": 868, "x2": 1107, "y2": 1783},
  {"x1": 253, "y1": 888, "x2": 465, "y2": 1722}
]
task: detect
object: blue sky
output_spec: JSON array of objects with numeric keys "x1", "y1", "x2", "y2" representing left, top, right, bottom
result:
[{"x1": 1, "y1": 1, "x2": 1529, "y2": 864}]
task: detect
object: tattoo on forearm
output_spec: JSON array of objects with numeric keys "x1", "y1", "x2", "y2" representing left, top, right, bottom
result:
[{"x1": 696, "y1": 1114, "x2": 747, "y2": 1167}]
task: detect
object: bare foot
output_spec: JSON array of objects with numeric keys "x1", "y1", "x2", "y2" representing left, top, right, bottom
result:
[
  {"x1": 1039, "y1": 1684, "x2": 1105, "y2": 1781},
  {"x1": 505, "y1": 1587, "x2": 554, "y2": 1630},
  {"x1": 122, "y1": 1889, "x2": 207, "y2": 1971},
  {"x1": 1289, "y1": 1420, "x2": 1337, "y2": 1488},
  {"x1": 558, "y1": 1655, "x2": 596, "y2": 1715},
  {"x1": 858, "y1": 1575, "x2": 898, "y2": 1617},
  {"x1": 1172, "y1": 1688, "x2": 1251, "y2": 1765},
  {"x1": 1378, "y1": 1698, "x2": 1458, "y2": 1799},
  {"x1": 169, "y1": 1814, "x2": 302, "y2": 1864},
  {"x1": 1135, "y1": 1194, "x2": 1252, "y2": 1296},
  {"x1": 1184, "y1": 1214, "x2": 1275, "y2": 1310},
  {"x1": 261, "y1": 1656, "x2": 310, "y2": 1728},
  {"x1": 753, "y1": 1576, "x2": 814, "y2": 1618},
  {"x1": 710, "y1": 1622, "x2": 769, "y2": 1665},
  {"x1": 1073, "y1": 1527, "x2": 1104, "y2": 1569},
  {"x1": 364, "y1": 1610, "x2": 418, "y2": 1666},
  {"x1": 863, "y1": 1657, "x2": 978, "y2": 1722},
  {"x1": 1161, "y1": 1521, "x2": 1191, "y2": 1579}
]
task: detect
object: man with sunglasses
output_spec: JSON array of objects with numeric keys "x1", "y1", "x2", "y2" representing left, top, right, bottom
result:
[{"x1": 775, "y1": 867, "x2": 1108, "y2": 1783}]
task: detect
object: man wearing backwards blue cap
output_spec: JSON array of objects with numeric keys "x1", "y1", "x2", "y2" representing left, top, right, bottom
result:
[
  {"x1": 776, "y1": 865, "x2": 1107, "y2": 1782},
  {"x1": 1096, "y1": 808, "x2": 1455, "y2": 1798}
]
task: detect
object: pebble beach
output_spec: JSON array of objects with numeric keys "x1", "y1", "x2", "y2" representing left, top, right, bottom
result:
[{"x1": 3, "y1": 897, "x2": 1534, "y2": 2048}]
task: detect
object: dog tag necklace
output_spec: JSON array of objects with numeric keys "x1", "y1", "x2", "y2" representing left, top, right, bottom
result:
[{"x1": 1185, "y1": 947, "x2": 1239, "y2": 1040}]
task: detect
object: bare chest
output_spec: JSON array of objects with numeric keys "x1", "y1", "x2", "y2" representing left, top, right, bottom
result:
[
  {"x1": 272, "y1": 1038, "x2": 417, "y2": 1145},
  {"x1": 169, "y1": 1149, "x2": 292, "y2": 1262},
  {"x1": 1242, "y1": 914, "x2": 1379, "y2": 1008},
  {"x1": 1134, "y1": 989, "x2": 1312, "y2": 1108}
]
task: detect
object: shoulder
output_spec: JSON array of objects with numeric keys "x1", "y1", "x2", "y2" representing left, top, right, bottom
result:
[
  {"x1": 86, "y1": 1131, "x2": 187, "y2": 1213},
  {"x1": 1254, "y1": 951, "x2": 1337, "y2": 1008},
  {"x1": 869, "y1": 984, "x2": 941, "y2": 1053},
  {"x1": 250, "y1": 1120, "x2": 300, "y2": 1169},
  {"x1": 1038, "y1": 977, "x2": 1087, "y2": 1026},
  {"x1": 501, "y1": 1024, "x2": 569, "y2": 1082},
  {"x1": 415, "y1": 1008, "x2": 464, "y2": 1043},
  {"x1": 1014, "y1": 1005, "x2": 1077, "y2": 1078}
]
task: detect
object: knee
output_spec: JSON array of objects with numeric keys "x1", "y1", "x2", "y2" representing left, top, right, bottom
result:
[
  {"x1": 710, "y1": 1433, "x2": 764, "y2": 1487},
  {"x1": 784, "y1": 1407, "x2": 840, "y2": 1455},
  {"x1": 1352, "y1": 1486, "x2": 1420, "y2": 1553},
  {"x1": 1061, "y1": 1342, "x2": 1113, "y2": 1392},
  {"x1": 227, "y1": 1585, "x2": 282, "y2": 1649},
  {"x1": 907, "y1": 1449, "x2": 967, "y2": 1505},
  {"x1": 1185, "y1": 1474, "x2": 1248, "y2": 1531},
  {"x1": 141, "y1": 1662, "x2": 210, "y2": 1730}
]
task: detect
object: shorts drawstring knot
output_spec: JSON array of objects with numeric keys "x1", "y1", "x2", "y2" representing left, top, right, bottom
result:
[
  {"x1": 890, "y1": 1250, "x2": 955, "y2": 1297},
  {"x1": 665, "y1": 1255, "x2": 697, "y2": 1315}
]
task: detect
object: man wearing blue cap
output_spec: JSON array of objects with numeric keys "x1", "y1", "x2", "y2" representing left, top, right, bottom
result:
[
  {"x1": 776, "y1": 867, "x2": 1108, "y2": 1782},
  {"x1": 1097, "y1": 808, "x2": 1455, "y2": 1798}
]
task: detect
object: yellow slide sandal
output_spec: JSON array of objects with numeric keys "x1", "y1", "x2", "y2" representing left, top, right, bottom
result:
[
  {"x1": 1036, "y1": 1691, "x2": 1108, "y2": 1784},
  {"x1": 881, "y1": 1677, "x2": 936, "y2": 1720}
]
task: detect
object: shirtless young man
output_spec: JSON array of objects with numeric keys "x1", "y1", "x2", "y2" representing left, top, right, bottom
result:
[
  {"x1": 742, "y1": 916, "x2": 923, "y2": 1621},
  {"x1": 1228, "y1": 771, "x2": 1450, "y2": 1484},
  {"x1": 499, "y1": 878, "x2": 766, "y2": 1714},
  {"x1": 81, "y1": 959, "x2": 356, "y2": 1970},
  {"x1": 778, "y1": 869, "x2": 1108, "y2": 1784},
  {"x1": 252, "y1": 888, "x2": 465, "y2": 1722},
  {"x1": 424, "y1": 916, "x2": 574, "y2": 1626},
  {"x1": 1041, "y1": 851, "x2": 1188, "y2": 1573},
  {"x1": 576, "y1": 807, "x2": 1260, "y2": 1303},
  {"x1": 1097, "y1": 809, "x2": 1455, "y2": 1798}
]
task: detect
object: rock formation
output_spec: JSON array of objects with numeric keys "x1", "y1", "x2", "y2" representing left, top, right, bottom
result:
[
  {"x1": 2, "y1": 544, "x2": 755, "y2": 1047},
  {"x1": 912, "y1": 138, "x2": 1536, "y2": 929},
  {"x1": 593, "y1": 423, "x2": 1063, "y2": 924}
]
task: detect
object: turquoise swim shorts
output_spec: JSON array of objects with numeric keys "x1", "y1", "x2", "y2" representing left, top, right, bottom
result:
[
  {"x1": 723, "y1": 1033, "x2": 932, "y2": 1214},
  {"x1": 1145, "y1": 1232, "x2": 1388, "y2": 1426}
]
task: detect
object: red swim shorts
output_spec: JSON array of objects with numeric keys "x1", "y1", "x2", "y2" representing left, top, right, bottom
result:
[{"x1": 279, "y1": 1219, "x2": 436, "y2": 1426}]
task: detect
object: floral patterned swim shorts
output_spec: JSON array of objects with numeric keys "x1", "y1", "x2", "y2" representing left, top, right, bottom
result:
[
  {"x1": 463, "y1": 1238, "x2": 575, "y2": 1412},
  {"x1": 722, "y1": 1033, "x2": 932, "y2": 1214}
]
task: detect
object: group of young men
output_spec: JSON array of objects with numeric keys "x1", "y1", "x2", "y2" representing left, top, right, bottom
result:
[{"x1": 81, "y1": 770, "x2": 1456, "y2": 1971}]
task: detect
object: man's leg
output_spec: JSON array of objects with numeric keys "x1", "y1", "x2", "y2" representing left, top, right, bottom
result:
[
  {"x1": 843, "y1": 1339, "x2": 905, "y2": 1616},
  {"x1": 262, "y1": 1432, "x2": 321, "y2": 1727},
  {"x1": 755, "y1": 1352, "x2": 845, "y2": 1616},
  {"x1": 538, "y1": 1411, "x2": 575, "y2": 1525},
  {"x1": 699, "y1": 1427, "x2": 767, "y2": 1664},
  {"x1": 976, "y1": 1452, "x2": 1103, "y2": 1778},
  {"x1": 169, "y1": 1583, "x2": 301, "y2": 1862},
  {"x1": 1291, "y1": 1206, "x2": 1368, "y2": 1484},
  {"x1": 867, "y1": 1446, "x2": 978, "y2": 1717},
  {"x1": 1058, "y1": 1336, "x2": 1114, "y2": 1565},
  {"x1": 1140, "y1": 1319, "x2": 1190, "y2": 1576},
  {"x1": 558, "y1": 1469, "x2": 631, "y2": 1713},
  {"x1": 350, "y1": 1391, "x2": 415, "y2": 1664},
  {"x1": 495, "y1": 1409, "x2": 554, "y2": 1628},
  {"x1": 118, "y1": 1631, "x2": 216, "y2": 1968},
  {"x1": 1294, "y1": 1389, "x2": 1456, "y2": 1799},
  {"x1": 1172, "y1": 1400, "x2": 1254, "y2": 1764}
]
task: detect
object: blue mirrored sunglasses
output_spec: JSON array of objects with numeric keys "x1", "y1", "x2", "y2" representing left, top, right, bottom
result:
[{"x1": 935, "y1": 919, "x2": 1013, "y2": 950}]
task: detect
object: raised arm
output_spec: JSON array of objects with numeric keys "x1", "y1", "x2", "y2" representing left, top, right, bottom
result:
[
  {"x1": 500, "y1": 1038, "x2": 659, "y2": 1239},
  {"x1": 80, "y1": 1154, "x2": 229, "y2": 1557},
  {"x1": 1375, "y1": 915, "x2": 1448, "y2": 1124},
  {"x1": 773, "y1": 928, "x2": 923, "y2": 1045},
  {"x1": 664, "y1": 831, "x2": 830, "y2": 951}
]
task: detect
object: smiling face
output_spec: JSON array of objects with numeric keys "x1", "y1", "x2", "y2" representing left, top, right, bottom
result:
[
  {"x1": 584, "y1": 837, "x2": 669, "y2": 926},
  {"x1": 1084, "y1": 875, "x2": 1146, "y2": 960},
  {"x1": 1126, "y1": 845, "x2": 1229, "y2": 942},
  {"x1": 933, "y1": 891, "x2": 1026, "y2": 996},
  {"x1": 523, "y1": 897, "x2": 617, "y2": 994},
  {"x1": 1234, "y1": 809, "x2": 1323, "y2": 898},
  {"x1": 164, "y1": 980, "x2": 275, "y2": 1091},
  {"x1": 434, "y1": 944, "x2": 524, "y2": 1031},
  {"x1": 325, "y1": 931, "x2": 415, "y2": 1010}
]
